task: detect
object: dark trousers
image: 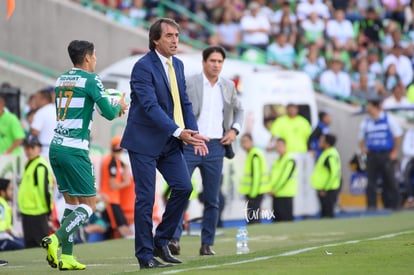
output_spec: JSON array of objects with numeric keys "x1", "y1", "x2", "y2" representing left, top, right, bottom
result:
[
  {"x1": 403, "y1": 158, "x2": 414, "y2": 198},
  {"x1": 317, "y1": 190, "x2": 338, "y2": 218},
  {"x1": 366, "y1": 151, "x2": 400, "y2": 210},
  {"x1": 245, "y1": 194, "x2": 263, "y2": 224},
  {"x1": 183, "y1": 140, "x2": 224, "y2": 245},
  {"x1": 128, "y1": 138, "x2": 192, "y2": 265},
  {"x1": 21, "y1": 213, "x2": 50, "y2": 248},
  {"x1": 272, "y1": 197, "x2": 294, "y2": 222}
]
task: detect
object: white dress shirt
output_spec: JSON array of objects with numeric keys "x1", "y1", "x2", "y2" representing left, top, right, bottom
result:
[
  {"x1": 197, "y1": 74, "x2": 224, "y2": 139},
  {"x1": 319, "y1": 70, "x2": 351, "y2": 98}
]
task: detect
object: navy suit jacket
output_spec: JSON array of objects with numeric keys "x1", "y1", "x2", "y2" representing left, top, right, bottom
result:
[{"x1": 121, "y1": 51, "x2": 198, "y2": 156}]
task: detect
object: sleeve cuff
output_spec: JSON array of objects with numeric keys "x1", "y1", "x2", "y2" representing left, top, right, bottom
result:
[{"x1": 173, "y1": 128, "x2": 183, "y2": 138}]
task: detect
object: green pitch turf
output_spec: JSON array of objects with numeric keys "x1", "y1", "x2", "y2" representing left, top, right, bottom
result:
[{"x1": 1, "y1": 211, "x2": 413, "y2": 274}]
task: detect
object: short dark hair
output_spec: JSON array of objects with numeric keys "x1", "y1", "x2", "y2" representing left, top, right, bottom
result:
[
  {"x1": 202, "y1": 46, "x2": 226, "y2": 62},
  {"x1": 67, "y1": 40, "x2": 95, "y2": 66},
  {"x1": 318, "y1": 111, "x2": 329, "y2": 121},
  {"x1": 241, "y1": 133, "x2": 253, "y2": 141},
  {"x1": 0, "y1": 178, "x2": 10, "y2": 191},
  {"x1": 149, "y1": 18, "x2": 180, "y2": 51},
  {"x1": 37, "y1": 88, "x2": 53, "y2": 103},
  {"x1": 323, "y1": 134, "x2": 337, "y2": 146},
  {"x1": 276, "y1": 137, "x2": 286, "y2": 144}
]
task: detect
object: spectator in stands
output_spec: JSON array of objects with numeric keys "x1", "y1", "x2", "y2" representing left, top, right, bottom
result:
[
  {"x1": 382, "y1": 0, "x2": 409, "y2": 29},
  {"x1": 326, "y1": 9, "x2": 356, "y2": 52},
  {"x1": 256, "y1": 0, "x2": 274, "y2": 19},
  {"x1": 240, "y1": 1, "x2": 271, "y2": 51},
  {"x1": 296, "y1": 0, "x2": 331, "y2": 24},
  {"x1": 300, "y1": 11, "x2": 326, "y2": 49},
  {"x1": 367, "y1": 47, "x2": 383, "y2": 76},
  {"x1": 300, "y1": 44, "x2": 326, "y2": 80},
  {"x1": 359, "y1": 6, "x2": 384, "y2": 47},
  {"x1": 356, "y1": 0, "x2": 383, "y2": 16},
  {"x1": 211, "y1": 8, "x2": 241, "y2": 54},
  {"x1": 0, "y1": 94, "x2": 25, "y2": 155},
  {"x1": 129, "y1": 0, "x2": 147, "y2": 22},
  {"x1": 118, "y1": 2, "x2": 137, "y2": 27},
  {"x1": 383, "y1": 82, "x2": 412, "y2": 108},
  {"x1": 100, "y1": 136, "x2": 134, "y2": 239},
  {"x1": 0, "y1": 178, "x2": 25, "y2": 251},
  {"x1": 267, "y1": 103, "x2": 312, "y2": 154},
  {"x1": 383, "y1": 27, "x2": 414, "y2": 57},
  {"x1": 319, "y1": 57, "x2": 352, "y2": 99},
  {"x1": 105, "y1": 0, "x2": 121, "y2": 20},
  {"x1": 266, "y1": 32, "x2": 297, "y2": 69},
  {"x1": 352, "y1": 73, "x2": 384, "y2": 103},
  {"x1": 383, "y1": 63, "x2": 404, "y2": 93},
  {"x1": 270, "y1": 1, "x2": 297, "y2": 37},
  {"x1": 351, "y1": 57, "x2": 378, "y2": 91},
  {"x1": 30, "y1": 88, "x2": 56, "y2": 157}
]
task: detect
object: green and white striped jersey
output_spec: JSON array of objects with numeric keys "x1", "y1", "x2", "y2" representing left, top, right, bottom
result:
[{"x1": 51, "y1": 68, "x2": 116, "y2": 152}]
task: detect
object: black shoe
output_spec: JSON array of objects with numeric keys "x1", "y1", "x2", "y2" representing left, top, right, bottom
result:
[
  {"x1": 199, "y1": 244, "x2": 216, "y2": 256},
  {"x1": 140, "y1": 258, "x2": 172, "y2": 269},
  {"x1": 154, "y1": 245, "x2": 182, "y2": 264},
  {"x1": 168, "y1": 239, "x2": 181, "y2": 255},
  {"x1": 0, "y1": 260, "x2": 8, "y2": 266}
]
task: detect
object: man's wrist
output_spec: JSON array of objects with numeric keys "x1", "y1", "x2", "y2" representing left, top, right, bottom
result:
[
  {"x1": 231, "y1": 127, "x2": 239, "y2": 135},
  {"x1": 173, "y1": 128, "x2": 183, "y2": 138}
]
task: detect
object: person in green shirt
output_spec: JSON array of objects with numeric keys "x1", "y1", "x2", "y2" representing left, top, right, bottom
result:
[
  {"x1": 269, "y1": 138, "x2": 298, "y2": 222},
  {"x1": 240, "y1": 133, "x2": 269, "y2": 224},
  {"x1": 41, "y1": 40, "x2": 128, "y2": 271},
  {"x1": 0, "y1": 95, "x2": 25, "y2": 155},
  {"x1": 311, "y1": 134, "x2": 341, "y2": 218},
  {"x1": 267, "y1": 103, "x2": 312, "y2": 153}
]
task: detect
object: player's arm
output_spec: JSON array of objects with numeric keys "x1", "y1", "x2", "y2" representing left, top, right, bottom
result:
[{"x1": 96, "y1": 97, "x2": 121, "y2": 120}]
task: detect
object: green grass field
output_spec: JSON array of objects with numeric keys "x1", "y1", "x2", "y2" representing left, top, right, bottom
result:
[{"x1": 1, "y1": 211, "x2": 414, "y2": 274}]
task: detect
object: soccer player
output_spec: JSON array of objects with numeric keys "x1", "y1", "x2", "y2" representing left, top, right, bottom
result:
[{"x1": 41, "y1": 40, "x2": 128, "y2": 270}]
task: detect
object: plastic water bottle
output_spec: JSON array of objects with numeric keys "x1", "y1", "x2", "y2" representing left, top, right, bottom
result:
[{"x1": 236, "y1": 226, "x2": 249, "y2": 254}]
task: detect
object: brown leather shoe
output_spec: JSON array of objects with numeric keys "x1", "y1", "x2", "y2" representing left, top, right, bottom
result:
[{"x1": 199, "y1": 244, "x2": 216, "y2": 256}]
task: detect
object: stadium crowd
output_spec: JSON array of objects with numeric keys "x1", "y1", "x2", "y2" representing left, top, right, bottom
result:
[{"x1": 75, "y1": 0, "x2": 414, "y2": 105}]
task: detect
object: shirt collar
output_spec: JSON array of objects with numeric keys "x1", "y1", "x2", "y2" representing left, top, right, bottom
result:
[
  {"x1": 202, "y1": 73, "x2": 221, "y2": 87},
  {"x1": 155, "y1": 50, "x2": 170, "y2": 66}
]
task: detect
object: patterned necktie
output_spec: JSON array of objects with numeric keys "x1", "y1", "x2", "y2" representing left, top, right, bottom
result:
[{"x1": 166, "y1": 59, "x2": 185, "y2": 128}]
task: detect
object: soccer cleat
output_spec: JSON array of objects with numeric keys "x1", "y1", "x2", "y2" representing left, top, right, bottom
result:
[
  {"x1": 59, "y1": 254, "x2": 86, "y2": 270},
  {"x1": 41, "y1": 234, "x2": 59, "y2": 268}
]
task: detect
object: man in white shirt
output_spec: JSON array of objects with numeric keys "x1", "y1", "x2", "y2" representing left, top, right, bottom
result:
[
  {"x1": 30, "y1": 88, "x2": 56, "y2": 157},
  {"x1": 383, "y1": 82, "x2": 412, "y2": 109},
  {"x1": 240, "y1": 1, "x2": 271, "y2": 51},
  {"x1": 319, "y1": 58, "x2": 351, "y2": 98},
  {"x1": 170, "y1": 46, "x2": 243, "y2": 256},
  {"x1": 326, "y1": 9, "x2": 355, "y2": 51},
  {"x1": 296, "y1": 0, "x2": 330, "y2": 22},
  {"x1": 382, "y1": 44, "x2": 413, "y2": 87}
]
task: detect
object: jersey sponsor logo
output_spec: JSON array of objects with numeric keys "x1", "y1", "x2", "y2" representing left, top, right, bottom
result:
[{"x1": 57, "y1": 75, "x2": 86, "y2": 88}]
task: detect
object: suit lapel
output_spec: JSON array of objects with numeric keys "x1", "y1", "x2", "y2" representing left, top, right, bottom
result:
[{"x1": 150, "y1": 51, "x2": 170, "y2": 91}]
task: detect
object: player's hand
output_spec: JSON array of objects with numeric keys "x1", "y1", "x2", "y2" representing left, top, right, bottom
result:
[{"x1": 118, "y1": 93, "x2": 129, "y2": 116}]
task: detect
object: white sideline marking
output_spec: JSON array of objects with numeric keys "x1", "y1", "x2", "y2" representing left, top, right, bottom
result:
[{"x1": 160, "y1": 230, "x2": 414, "y2": 274}]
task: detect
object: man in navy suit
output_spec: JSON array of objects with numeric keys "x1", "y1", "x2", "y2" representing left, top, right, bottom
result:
[{"x1": 121, "y1": 18, "x2": 209, "y2": 269}]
